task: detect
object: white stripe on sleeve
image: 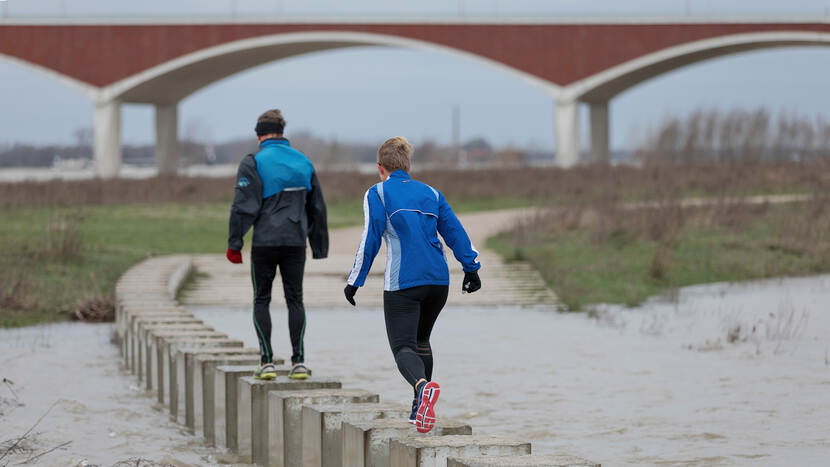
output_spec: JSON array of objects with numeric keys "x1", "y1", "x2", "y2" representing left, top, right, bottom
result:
[{"x1": 347, "y1": 190, "x2": 372, "y2": 285}]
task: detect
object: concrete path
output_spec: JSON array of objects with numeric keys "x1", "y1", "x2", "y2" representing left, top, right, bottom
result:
[{"x1": 180, "y1": 209, "x2": 558, "y2": 307}]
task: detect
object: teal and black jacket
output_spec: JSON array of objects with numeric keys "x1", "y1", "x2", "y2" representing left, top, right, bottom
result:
[{"x1": 228, "y1": 138, "x2": 328, "y2": 258}]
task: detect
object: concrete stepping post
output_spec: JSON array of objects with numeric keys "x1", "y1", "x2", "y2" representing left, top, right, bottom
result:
[
  {"x1": 120, "y1": 306, "x2": 180, "y2": 339},
  {"x1": 342, "y1": 419, "x2": 472, "y2": 467},
  {"x1": 447, "y1": 455, "x2": 600, "y2": 467},
  {"x1": 135, "y1": 319, "x2": 207, "y2": 385},
  {"x1": 136, "y1": 316, "x2": 203, "y2": 388},
  {"x1": 215, "y1": 365, "x2": 261, "y2": 449},
  {"x1": 222, "y1": 366, "x2": 261, "y2": 452},
  {"x1": 123, "y1": 309, "x2": 187, "y2": 370},
  {"x1": 168, "y1": 339, "x2": 244, "y2": 422},
  {"x1": 234, "y1": 377, "x2": 341, "y2": 462},
  {"x1": 152, "y1": 331, "x2": 228, "y2": 405},
  {"x1": 211, "y1": 363, "x2": 302, "y2": 447},
  {"x1": 265, "y1": 388, "x2": 379, "y2": 467},
  {"x1": 183, "y1": 347, "x2": 259, "y2": 429},
  {"x1": 146, "y1": 322, "x2": 213, "y2": 388},
  {"x1": 302, "y1": 403, "x2": 410, "y2": 467},
  {"x1": 119, "y1": 307, "x2": 181, "y2": 348},
  {"x1": 389, "y1": 436, "x2": 531, "y2": 467},
  {"x1": 136, "y1": 317, "x2": 190, "y2": 381},
  {"x1": 122, "y1": 311, "x2": 172, "y2": 371},
  {"x1": 198, "y1": 355, "x2": 271, "y2": 441}
]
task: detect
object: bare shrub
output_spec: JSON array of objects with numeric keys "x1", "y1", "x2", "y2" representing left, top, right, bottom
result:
[
  {"x1": 60, "y1": 295, "x2": 115, "y2": 322},
  {"x1": 0, "y1": 274, "x2": 35, "y2": 311},
  {"x1": 111, "y1": 459, "x2": 175, "y2": 467},
  {"x1": 41, "y1": 210, "x2": 85, "y2": 262},
  {"x1": 499, "y1": 160, "x2": 830, "y2": 287},
  {"x1": 772, "y1": 192, "x2": 830, "y2": 257},
  {"x1": 767, "y1": 304, "x2": 809, "y2": 342},
  {"x1": 650, "y1": 243, "x2": 673, "y2": 280},
  {"x1": 1, "y1": 161, "x2": 828, "y2": 209},
  {"x1": 638, "y1": 107, "x2": 830, "y2": 164}
]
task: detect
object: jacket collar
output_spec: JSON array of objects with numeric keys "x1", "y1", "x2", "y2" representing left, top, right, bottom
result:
[
  {"x1": 389, "y1": 170, "x2": 410, "y2": 180},
  {"x1": 259, "y1": 137, "x2": 290, "y2": 148}
]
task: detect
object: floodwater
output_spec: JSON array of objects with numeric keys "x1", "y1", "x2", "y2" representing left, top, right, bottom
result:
[
  {"x1": 191, "y1": 275, "x2": 830, "y2": 466},
  {"x1": 0, "y1": 323, "x2": 245, "y2": 466},
  {"x1": 0, "y1": 164, "x2": 237, "y2": 182},
  {"x1": 1, "y1": 275, "x2": 828, "y2": 466}
]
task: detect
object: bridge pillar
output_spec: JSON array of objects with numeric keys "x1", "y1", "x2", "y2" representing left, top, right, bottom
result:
[
  {"x1": 555, "y1": 99, "x2": 580, "y2": 168},
  {"x1": 155, "y1": 103, "x2": 180, "y2": 175},
  {"x1": 93, "y1": 100, "x2": 122, "y2": 178},
  {"x1": 589, "y1": 101, "x2": 610, "y2": 163}
]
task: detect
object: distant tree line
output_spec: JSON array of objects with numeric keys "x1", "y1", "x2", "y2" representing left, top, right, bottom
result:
[
  {"x1": 16, "y1": 107, "x2": 829, "y2": 170},
  {"x1": 0, "y1": 130, "x2": 550, "y2": 169},
  {"x1": 637, "y1": 108, "x2": 830, "y2": 164}
]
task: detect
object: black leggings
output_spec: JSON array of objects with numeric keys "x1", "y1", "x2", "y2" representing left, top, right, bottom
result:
[
  {"x1": 251, "y1": 246, "x2": 307, "y2": 365},
  {"x1": 383, "y1": 285, "x2": 449, "y2": 389}
]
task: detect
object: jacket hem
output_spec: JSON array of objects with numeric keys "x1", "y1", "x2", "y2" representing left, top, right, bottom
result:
[
  {"x1": 251, "y1": 242, "x2": 307, "y2": 247},
  {"x1": 383, "y1": 279, "x2": 450, "y2": 292}
]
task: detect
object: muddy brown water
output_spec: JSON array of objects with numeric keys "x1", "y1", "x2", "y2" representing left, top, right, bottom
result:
[
  {"x1": 2, "y1": 275, "x2": 829, "y2": 465},
  {"x1": 191, "y1": 275, "x2": 830, "y2": 466},
  {"x1": 0, "y1": 323, "x2": 247, "y2": 466}
]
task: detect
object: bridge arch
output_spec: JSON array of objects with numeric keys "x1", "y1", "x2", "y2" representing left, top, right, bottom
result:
[
  {"x1": 0, "y1": 52, "x2": 97, "y2": 98},
  {"x1": 566, "y1": 31, "x2": 830, "y2": 102},
  {"x1": 100, "y1": 30, "x2": 563, "y2": 104},
  {"x1": 10, "y1": 26, "x2": 825, "y2": 175},
  {"x1": 89, "y1": 30, "x2": 567, "y2": 177},
  {"x1": 559, "y1": 31, "x2": 830, "y2": 165}
]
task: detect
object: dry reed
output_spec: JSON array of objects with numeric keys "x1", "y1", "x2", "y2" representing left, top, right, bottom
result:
[{"x1": 0, "y1": 162, "x2": 828, "y2": 209}]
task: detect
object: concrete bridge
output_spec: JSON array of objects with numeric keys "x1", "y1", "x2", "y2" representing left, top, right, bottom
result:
[{"x1": 1, "y1": 17, "x2": 829, "y2": 176}]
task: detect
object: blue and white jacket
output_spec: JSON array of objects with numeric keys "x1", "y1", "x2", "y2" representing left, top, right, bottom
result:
[{"x1": 347, "y1": 170, "x2": 480, "y2": 291}]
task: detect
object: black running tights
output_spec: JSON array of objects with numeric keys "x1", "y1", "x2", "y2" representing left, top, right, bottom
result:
[
  {"x1": 251, "y1": 245, "x2": 307, "y2": 365},
  {"x1": 383, "y1": 285, "x2": 449, "y2": 390}
]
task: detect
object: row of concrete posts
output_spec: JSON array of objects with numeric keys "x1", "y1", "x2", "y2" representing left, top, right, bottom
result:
[{"x1": 115, "y1": 255, "x2": 600, "y2": 467}]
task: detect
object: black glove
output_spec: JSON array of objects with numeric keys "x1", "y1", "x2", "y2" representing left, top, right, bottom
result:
[
  {"x1": 344, "y1": 284, "x2": 358, "y2": 306},
  {"x1": 462, "y1": 271, "x2": 481, "y2": 294}
]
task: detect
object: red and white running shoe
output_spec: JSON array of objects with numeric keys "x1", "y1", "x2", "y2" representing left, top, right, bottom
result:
[{"x1": 415, "y1": 381, "x2": 440, "y2": 433}]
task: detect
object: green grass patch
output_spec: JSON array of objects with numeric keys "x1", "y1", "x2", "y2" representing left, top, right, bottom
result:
[
  {"x1": 0, "y1": 196, "x2": 531, "y2": 328},
  {"x1": 488, "y1": 203, "x2": 830, "y2": 310},
  {"x1": 0, "y1": 200, "x2": 363, "y2": 328}
]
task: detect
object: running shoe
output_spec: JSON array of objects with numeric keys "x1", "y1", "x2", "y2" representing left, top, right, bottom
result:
[
  {"x1": 414, "y1": 381, "x2": 440, "y2": 433},
  {"x1": 289, "y1": 363, "x2": 309, "y2": 380},
  {"x1": 408, "y1": 397, "x2": 418, "y2": 425},
  {"x1": 253, "y1": 363, "x2": 277, "y2": 380}
]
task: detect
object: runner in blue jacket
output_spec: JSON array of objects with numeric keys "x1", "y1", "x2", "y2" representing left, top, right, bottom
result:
[{"x1": 344, "y1": 136, "x2": 481, "y2": 433}]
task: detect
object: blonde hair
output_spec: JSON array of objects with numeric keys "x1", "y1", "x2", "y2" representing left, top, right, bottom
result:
[{"x1": 377, "y1": 136, "x2": 413, "y2": 172}]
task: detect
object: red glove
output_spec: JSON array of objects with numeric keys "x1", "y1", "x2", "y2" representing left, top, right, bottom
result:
[{"x1": 226, "y1": 248, "x2": 243, "y2": 264}]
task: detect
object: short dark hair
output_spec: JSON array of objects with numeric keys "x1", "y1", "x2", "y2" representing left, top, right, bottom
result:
[{"x1": 256, "y1": 109, "x2": 286, "y2": 136}]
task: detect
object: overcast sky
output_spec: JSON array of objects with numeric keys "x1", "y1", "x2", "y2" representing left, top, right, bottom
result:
[{"x1": 1, "y1": 0, "x2": 829, "y2": 152}]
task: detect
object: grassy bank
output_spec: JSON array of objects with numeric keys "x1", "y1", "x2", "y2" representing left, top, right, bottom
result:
[
  {"x1": 3, "y1": 162, "x2": 829, "y2": 325},
  {"x1": 489, "y1": 196, "x2": 830, "y2": 310},
  {"x1": 0, "y1": 197, "x2": 528, "y2": 327},
  {"x1": 0, "y1": 201, "x2": 350, "y2": 327}
]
